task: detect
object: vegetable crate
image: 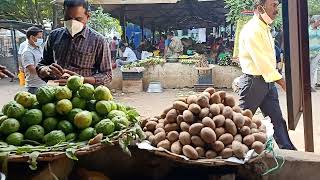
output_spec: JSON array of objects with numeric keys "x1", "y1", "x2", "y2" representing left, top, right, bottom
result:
[
  {"x1": 122, "y1": 72, "x2": 144, "y2": 81},
  {"x1": 194, "y1": 84, "x2": 214, "y2": 92},
  {"x1": 194, "y1": 66, "x2": 214, "y2": 92}
]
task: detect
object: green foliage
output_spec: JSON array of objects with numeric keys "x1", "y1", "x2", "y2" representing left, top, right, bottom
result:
[
  {"x1": 224, "y1": 0, "x2": 282, "y2": 29},
  {"x1": 224, "y1": 0, "x2": 253, "y2": 24},
  {"x1": 88, "y1": 6, "x2": 122, "y2": 36},
  {"x1": 308, "y1": 0, "x2": 320, "y2": 16},
  {"x1": 0, "y1": 0, "x2": 52, "y2": 25}
]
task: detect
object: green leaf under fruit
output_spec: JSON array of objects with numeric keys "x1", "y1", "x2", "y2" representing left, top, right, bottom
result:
[
  {"x1": 28, "y1": 151, "x2": 40, "y2": 170},
  {"x1": 65, "y1": 148, "x2": 78, "y2": 161}
]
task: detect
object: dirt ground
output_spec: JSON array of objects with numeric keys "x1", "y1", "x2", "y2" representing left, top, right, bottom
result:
[{"x1": 0, "y1": 79, "x2": 319, "y2": 153}]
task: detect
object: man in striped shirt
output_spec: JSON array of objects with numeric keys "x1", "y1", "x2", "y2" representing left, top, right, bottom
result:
[{"x1": 37, "y1": 0, "x2": 112, "y2": 85}]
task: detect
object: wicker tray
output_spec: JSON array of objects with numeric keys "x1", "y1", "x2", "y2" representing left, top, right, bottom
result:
[
  {"x1": 144, "y1": 147, "x2": 267, "y2": 168},
  {"x1": 7, "y1": 143, "x2": 109, "y2": 163}
]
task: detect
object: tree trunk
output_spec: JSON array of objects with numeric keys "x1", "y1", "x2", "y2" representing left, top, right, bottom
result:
[
  {"x1": 35, "y1": 0, "x2": 43, "y2": 25},
  {"x1": 27, "y1": 0, "x2": 36, "y2": 23}
]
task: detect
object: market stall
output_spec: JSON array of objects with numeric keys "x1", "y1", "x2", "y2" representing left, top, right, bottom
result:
[
  {"x1": 1, "y1": 0, "x2": 317, "y2": 179},
  {"x1": 0, "y1": 78, "x2": 276, "y2": 179},
  {"x1": 0, "y1": 76, "x2": 145, "y2": 178}
]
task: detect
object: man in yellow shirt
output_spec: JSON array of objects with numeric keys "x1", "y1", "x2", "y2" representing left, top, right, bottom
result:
[{"x1": 238, "y1": 0, "x2": 296, "y2": 150}]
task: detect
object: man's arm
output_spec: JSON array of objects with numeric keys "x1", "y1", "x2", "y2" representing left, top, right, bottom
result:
[
  {"x1": 37, "y1": 33, "x2": 54, "y2": 79},
  {"x1": 0, "y1": 65, "x2": 15, "y2": 79},
  {"x1": 244, "y1": 32, "x2": 283, "y2": 83},
  {"x1": 37, "y1": 33, "x2": 64, "y2": 80},
  {"x1": 121, "y1": 49, "x2": 128, "y2": 61},
  {"x1": 22, "y1": 51, "x2": 38, "y2": 75},
  {"x1": 92, "y1": 39, "x2": 112, "y2": 85}
]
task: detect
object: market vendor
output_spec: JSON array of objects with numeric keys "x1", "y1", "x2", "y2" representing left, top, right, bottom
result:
[
  {"x1": 165, "y1": 32, "x2": 183, "y2": 58},
  {"x1": 116, "y1": 43, "x2": 138, "y2": 67},
  {"x1": 37, "y1": 0, "x2": 112, "y2": 85},
  {"x1": 238, "y1": 0, "x2": 296, "y2": 150}
]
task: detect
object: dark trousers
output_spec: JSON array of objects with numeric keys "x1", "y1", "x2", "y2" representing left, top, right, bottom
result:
[
  {"x1": 26, "y1": 87, "x2": 38, "y2": 94},
  {"x1": 238, "y1": 74, "x2": 296, "y2": 150}
]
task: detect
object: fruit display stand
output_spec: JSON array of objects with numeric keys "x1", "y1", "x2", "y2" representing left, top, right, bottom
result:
[{"x1": 0, "y1": 75, "x2": 146, "y2": 179}]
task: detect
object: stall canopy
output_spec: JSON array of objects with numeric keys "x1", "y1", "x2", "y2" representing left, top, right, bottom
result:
[
  {"x1": 54, "y1": 0, "x2": 227, "y2": 30},
  {"x1": 0, "y1": 20, "x2": 42, "y2": 33}
]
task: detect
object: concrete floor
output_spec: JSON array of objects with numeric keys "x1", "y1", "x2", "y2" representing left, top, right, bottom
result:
[{"x1": 0, "y1": 79, "x2": 319, "y2": 153}]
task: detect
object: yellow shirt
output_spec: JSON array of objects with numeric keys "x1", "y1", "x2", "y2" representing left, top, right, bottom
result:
[{"x1": 239, "y1": 16, "x2": 282, "y2": 83}]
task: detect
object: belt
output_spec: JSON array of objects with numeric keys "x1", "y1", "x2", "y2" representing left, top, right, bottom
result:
[{"x1": 244, "y1": 74, "x2": 263, "y2": 78}]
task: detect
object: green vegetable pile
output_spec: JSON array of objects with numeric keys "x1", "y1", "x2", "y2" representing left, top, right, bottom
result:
[
  {"x1": 123, "y1": 57, "x2": 165, "y2": 69},
  {"x1": 0, "y1": 76, "x2": 145, "y2": 169},
  {"x1": 180, "y1": 59, "x2": 198, "y2": 65},
  {"x1": 217, "y1": 52, "x2": 239, "y2": 67}
]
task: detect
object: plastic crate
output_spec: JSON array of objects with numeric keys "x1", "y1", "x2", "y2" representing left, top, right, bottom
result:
[
  {"x1": 122, "y1": 72, "x2": 144, "y2": 80},
  {"x1": 197, "y1": 69, "x2": 213, "y2": 84}
]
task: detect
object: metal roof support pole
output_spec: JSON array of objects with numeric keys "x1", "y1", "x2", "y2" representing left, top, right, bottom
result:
[
  {"x1": 283, "y1": 0, "x2": 314, "y2": 152},
  {"x1": 120, "y1": 5, "x2": 126, "y2": 41},
  {"x1": 140, "y1": 16, "x2": 144, "y2": 41},
  {"x1": 10, "y1": 28, "x2": 18, "y2": 73},
  {"x1": 52, "y1": 4, "x2": 58, "y2": 29},
  {"x1": 151, "y1": 25, "x2": 155, "y2": 45},
  {"x1": 297, "y1": 0, "x2": 314, "y2": 152}
]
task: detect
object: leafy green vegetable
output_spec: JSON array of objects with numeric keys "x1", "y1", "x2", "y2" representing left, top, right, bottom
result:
[
  {"x1": 65, "y1": 148, "x2": 78, "y2": 161},
  {"x1": 28, "y1": 151, "x2": 40, "y2": 170},
  {"x1": 0, "y1": 152, "x2": 9, "y2": 175},
  {"x1": 123, "y1": 57, "x2": 165, "y2": 69}
]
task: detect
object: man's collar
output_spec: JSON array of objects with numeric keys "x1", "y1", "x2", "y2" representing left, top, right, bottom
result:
[
  {"x1": 64, "y1": 26, "x2": 89, "y2": 39},
  {"x1": 253, "y1": 15, "x2": 271, "y2": 30},
  {"x1": 79, "y1": 26, "x2": 89, "y2": 38},
  {"x1": 27, "y1": 41, "x2": 38, "y2": 50}
]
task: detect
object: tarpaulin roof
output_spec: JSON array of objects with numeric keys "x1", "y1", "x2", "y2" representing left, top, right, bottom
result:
[
  {"x1": 101, "y1": 0, "x2": 227, "y2": 30},
  {"x1": 53, "y1": 0, "x2": 227, "y2": 30}
]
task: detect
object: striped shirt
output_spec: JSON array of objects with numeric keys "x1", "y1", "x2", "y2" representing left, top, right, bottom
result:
[{"x1": 37, "y1": 26, "x2": 112, "y2": 85}]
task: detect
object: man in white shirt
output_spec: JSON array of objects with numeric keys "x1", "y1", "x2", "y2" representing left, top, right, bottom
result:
[
  {"x1": 17, "y1": 39, "x2": 28, "y2": 73},
  {"x1": 116, "y1": 43, "x2": 138, "y2": 67},
  {"x1": 18, "y1": 40, "x2": 28, "y2": 55},
  {"x1": 22, "y1": 27, "x2": 46, "y2": 94}
]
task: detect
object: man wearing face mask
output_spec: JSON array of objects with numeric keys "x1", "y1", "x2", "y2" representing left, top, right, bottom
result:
[
  {"x1": 21, "y1": 27, "x2": 46, "y2": 94},
  {"x1": 238, "y1": 0, "x2": 296, "y2": 150},
  {"x1": 37, "y1": 0, "x2": 112, "y2": 85}
]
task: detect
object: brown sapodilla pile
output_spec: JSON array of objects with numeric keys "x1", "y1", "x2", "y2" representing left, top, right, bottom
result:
[{"x1": 141, "y1": 88, "x2": 267, "y2": 160}]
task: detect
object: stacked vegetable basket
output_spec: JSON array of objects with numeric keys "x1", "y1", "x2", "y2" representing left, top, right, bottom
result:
[
  {"x1": 140, "y1": 88, "x2": 270, "y2": 164},
  {"x1": 0, "y1": 76, "x2": 145, "y2": 169}
]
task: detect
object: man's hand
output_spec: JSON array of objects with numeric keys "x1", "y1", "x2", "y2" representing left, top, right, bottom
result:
[
  {"x1": 0, "y1": 65, "x2": 15, "y2": 79},
  {"x1": 53, "y1": 79, "x2": 67, "y2": 86},
  {"x1": 60, "y1": 69, "x2": 79, "y2": 79},
  {"x1": 54, "y1": 69, "x2": 80, "y2": 85},
  {"x1": 39, "y1": 63, "x2": 64, "y2": 79},
  {"x1": 64, "y1": 69, "x2": 78, "y2": 76},
  {"x1": 49, "y1": 63, "x2": 64, "y2": 78},
  {"x1": 0, "y1": 71, "x2": 6, "y2": 79},
  {"x1": 276, "y1": 78, "x2": 286, "y2": 91}
]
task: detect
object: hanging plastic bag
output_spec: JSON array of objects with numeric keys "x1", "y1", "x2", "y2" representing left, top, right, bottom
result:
[{"x1": 18, "y1": 70, "x2": 25, "y2": 86}]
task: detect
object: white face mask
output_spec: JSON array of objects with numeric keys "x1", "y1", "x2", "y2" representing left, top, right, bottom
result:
[
  {"x1": 260, "y1": 7, "x2": 274, "y2": 25},
  {"x1": 64, "y1": 20, "x2": 84, "y2": 37},
  {"x1": 34, "y1": 38, "x2": 43, "y2": 47}
]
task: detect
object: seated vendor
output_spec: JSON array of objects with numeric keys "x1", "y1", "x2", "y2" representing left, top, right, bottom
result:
[
  {"x1": 165, "y1": 32, "x2": 183, "y2": 58},
  {"x1": 116, "y1": 43, "x2": 138, "y2": 67}
]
